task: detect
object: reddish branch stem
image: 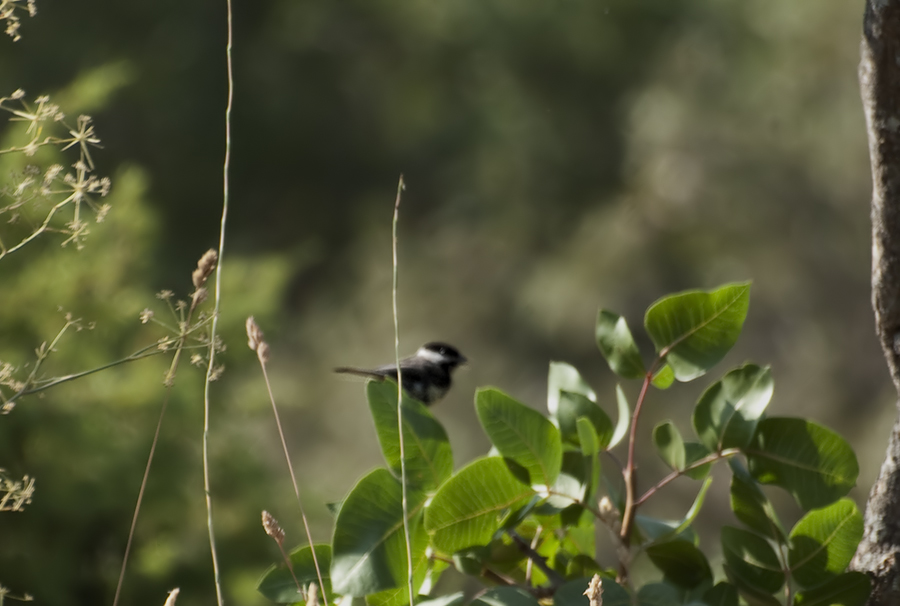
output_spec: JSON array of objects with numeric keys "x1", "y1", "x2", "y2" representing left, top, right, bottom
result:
[
  {"x1": 634, "y1": 448, "x2": 739, "y2": 507},
  {"x1": 618, "y1": 364, "x2": 657, "y2": 547}
]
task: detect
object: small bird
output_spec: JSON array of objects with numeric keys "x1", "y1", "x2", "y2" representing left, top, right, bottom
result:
[{"x1": 334, "y1": 342, "x2": 467, "y2": 405}]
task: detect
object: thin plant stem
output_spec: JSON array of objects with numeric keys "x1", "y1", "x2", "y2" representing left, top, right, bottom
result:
[
  {"x1": 4, "y1": 331, "x2": 206, "y2": 406},
  {"x1": 392, "y1": 175, "x2": 415, "y2": 606},
  {"x1": 111, "y1": 385, "x2": 175, "y2": 606},
  {"x1": 258, "y1": 359, "x2": 328, "y2": 606},
  {"x1": 275, "y1": 541, "x2": 303, "y2": 594},
  {"x1": 619, "y1": 366, "x2": 656, "y2": 547},
  {"x1": 199, "y1": 0, "x2": 234, "y2": 603},
  {"x1": 508, "y1": 529, "x2": 563, "y2": 586},
  {"x1": 0, "y1": 196, "x2": 71, "y2": 260},
  {"x1": 113, "y1": 302, "x2": 201, "y2": 606},
  {"x1": 633, "y1": 448, "x2": 740, "y2": 507}
]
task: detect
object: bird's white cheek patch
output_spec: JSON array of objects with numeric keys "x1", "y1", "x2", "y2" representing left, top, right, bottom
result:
[{"x1": 416, "y1": 348, "x2": 447, "y2": 363}]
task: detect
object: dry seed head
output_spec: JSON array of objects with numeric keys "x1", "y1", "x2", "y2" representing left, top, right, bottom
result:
[
  {"x1": 246, "y1": 316, "x2": 267, "y2": 355},
  {"x1": 192, "y1": 287, "x2": 208, "y2": 305},
  {"x1": 584, "y1": 574, "x2": 603, "y2": 606},
  {"x1": 192, "y1": 249, "x2": 218, "y2": 289},
  {"x1": 262, "y1": 510, "x2": 285, "y2": 546}
]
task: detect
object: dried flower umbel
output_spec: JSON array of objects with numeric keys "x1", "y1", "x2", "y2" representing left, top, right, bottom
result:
[{"x1": 0, "y1": 91, "x2": 111, "y2": 258}]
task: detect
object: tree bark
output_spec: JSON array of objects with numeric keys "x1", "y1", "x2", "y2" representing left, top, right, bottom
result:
[{"x1": 852, "y1": 3, "x2": 900, "y2": 604}]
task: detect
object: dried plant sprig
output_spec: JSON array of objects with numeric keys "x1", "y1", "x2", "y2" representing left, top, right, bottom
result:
[
  {"x1": 162, "y1": 588, "x2": 180, "y2": 606},
  {"x1": 0, "y1": 0, "x2": 37, "y2": 42},
  {"x1": 113, "y1": 257, "x2": 221, "y2": 606},
  {"x1": 0, "y1": 583, "x2": 35, "y2": 604},
  {"x1": 584, "y1": 575, "x2": 603, "y2": 606},
  {"x1": 262, "y1": 511, "x2": 302, "y2": 594},
  {"x1": 248, "y1": 316, "x2": 328, "y2": 606},
  {"x1": 0, "y1": 470, "x2": 34, "y2": 511},
  {"x1": 0, "y1": 92, "x2": 110, "y2": 259}
]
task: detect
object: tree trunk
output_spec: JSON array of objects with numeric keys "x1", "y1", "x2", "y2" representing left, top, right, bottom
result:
[{"x1": 852, "y1": 3, "x2": 900, "y2": 604}]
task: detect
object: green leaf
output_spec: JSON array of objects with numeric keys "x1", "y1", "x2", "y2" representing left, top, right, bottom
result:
[
  {"x1": 703, "y1": 582, "x2": 739, "y2": 606},
  {"x1": 721, "y1": 526, "x2": 784, "y2": 595},
  {"x1": 636, "y1": 582, "x2": 681, "y2": 606},
  {"x1": 257, "y1": 544, "x2": 333, "y2": 604},
  {"x1": 558, "y1": 390, "x2": 614, "y2": 450},
  {"x1": 683, "y1": 442, "x2": 713, "y2": 480},
  {"x1": 598, "y1": 579, "x2": 634, "y2": 606},
  {"x1": 646, "y1": 540, "x2": 713, "y2": 589},
  {"x1": 451, "y1": 546, "x2": 490, "y2": 576},
  {"x1": 746, "y1": 418, "x2": 858, "y2": 510},
  {"x1": 365, "y1": 529, "x2": 442, "y2": 606},
  {"x1": 693, "y1": 364, "x2": 773, "y2": 452},
  {"x1": 331, "y1": 469, "x2": 426, "y2": 596},
  {"x1": 729, "y1": 462, "x2": 786, "y2": 543},
  {"x1": 425, "y1": 457, "x2": 535, "y2": 553},
  {"x1": 675, "y1": 477, "x2": 713, "y2": 536},
  {"x1": 609, "y1": 385, "x2": 631, "y2": 449},
  {"x1": 558, "y1": 450, "x2": 599, "y2": 508},
  {"x1": 635, "y1": 515, "x2": 698, "y2": 546},
  {"x1": 651, "y1": 365, "x2": 675, "y2": 390},
  {"x1": 644, "y1": 282, "x2": 752, "y2": 382},
  {"x1": 641, "y1": 478, "x2": 713, "y2": 546},
  {"x1": 653, "y1": 421, "x2": 686, "y2": 471},
  {"x1": 368, "y1": 380, "x2": 453, "y2": 491},
  {"x1": 793, "y1": 572, "x2": 871, "y2": 606},
  {"x1": 723, "y1": 562, "x2": 781, "y2": 606},
  {"x1": 788, "y1": 499, "x2": 864, "y2": 588},
  {"x1": 576, "y1": 417, "x2": 600, "y2": 457},
  {"x1": 596, "y1": 309, "x2": 646, "y2": 379},
  {"x1": 414, "y1": 594, "x2": 465, "y2": 606},
  {"x1": 476, "y1": 388, "x2": 563, "y2": 487},
  {"x1": 471, "y1": 586, "x2": 540, "y2": 606},
  {"x1": 548, "y1": 362, "x2": 597, "y2": 416}
]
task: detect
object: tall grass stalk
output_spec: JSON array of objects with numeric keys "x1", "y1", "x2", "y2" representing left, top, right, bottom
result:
[
  {"x1": 392, "y1": 175, "x2": 415, "y2": 606},
  {"x1": 199, "y1": 0, "x2": 234, "y2": 603},
  {"x1": 247, "y1": 318, "x2": 328, "y2": 606}
]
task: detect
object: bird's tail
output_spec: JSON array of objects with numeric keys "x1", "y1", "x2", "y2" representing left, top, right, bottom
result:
[{"x1": 333, "y1": 367, "x2": 386, "y2": 380}]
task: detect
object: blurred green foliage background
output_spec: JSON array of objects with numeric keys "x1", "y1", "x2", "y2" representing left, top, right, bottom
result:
[{"x1": 0, "y1": 1, "x2": 885, "y2": 605}]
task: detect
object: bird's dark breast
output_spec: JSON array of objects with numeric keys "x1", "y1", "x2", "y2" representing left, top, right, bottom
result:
[{"x1": 398, "y1": 367, "x2": 450, "y2": 404}]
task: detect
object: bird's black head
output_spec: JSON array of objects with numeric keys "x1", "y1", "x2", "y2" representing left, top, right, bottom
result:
[{"x1": 418, "y1": 342, "x2": 467, "y2": 368}]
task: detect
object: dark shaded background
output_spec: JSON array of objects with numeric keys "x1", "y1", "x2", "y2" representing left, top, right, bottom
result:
[{"x1": 0, "y1": 1, "x2": 886, "y2": 605}]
